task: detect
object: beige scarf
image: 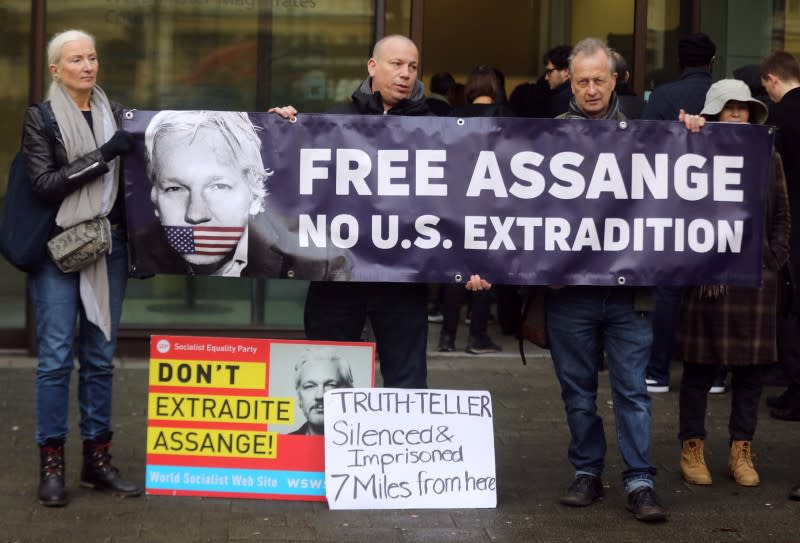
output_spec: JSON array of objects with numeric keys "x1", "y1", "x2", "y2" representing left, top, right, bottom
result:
[{"x1": 48, "y1": 82, "x2": 119, "y2": 341}]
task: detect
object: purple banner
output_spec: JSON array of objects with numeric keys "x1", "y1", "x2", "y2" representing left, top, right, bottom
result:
[{"x1": 123, "y1": 110, "x2": 774, "y2": 286}]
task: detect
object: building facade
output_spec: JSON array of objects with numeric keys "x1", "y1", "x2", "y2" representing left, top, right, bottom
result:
[{"x1": 1, "y1": 0, "x2": 797, "y2": 353}]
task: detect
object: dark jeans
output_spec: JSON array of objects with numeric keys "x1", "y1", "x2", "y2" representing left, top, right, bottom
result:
[
  {"x1": 304, "y1": 282, "x2": 428, "y2": 388},
  {"x1": 647, "y1": 286, "x2": 682, "y2": 385},
  {"x1": 29, "y1": 229, "x2": 128, "y2": 444},
  {"x1": 547, "y1": 287, "x2": 656, "y2": 491},
  {"x1": 776, "y1": 313, "x2": 800, "y2": 408},
  {"x1": 679, "y1": 363, "x2": 762, "y2": 442},
  {"x1": 440, "y1": 284, "x2": 491, "y2": 340}
]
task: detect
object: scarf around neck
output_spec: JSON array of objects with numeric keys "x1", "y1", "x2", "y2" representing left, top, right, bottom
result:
[
  {"x1": 48, "y1": 82, "x2": 119, "y2": 341},
  {"x1": 563, "y1": 92, "x2": 623, "y2": 120}
]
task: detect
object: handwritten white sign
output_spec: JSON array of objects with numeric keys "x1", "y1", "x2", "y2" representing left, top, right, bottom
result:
[{"x1": 324, "y1": 388, "x2": 496, "y2": 509}]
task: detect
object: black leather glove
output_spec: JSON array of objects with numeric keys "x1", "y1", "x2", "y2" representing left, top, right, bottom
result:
[{"x1": 99, "y1": 130, "x2": 135, "y2": 161}]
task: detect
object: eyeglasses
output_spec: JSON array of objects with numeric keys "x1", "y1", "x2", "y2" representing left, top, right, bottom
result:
[{"x1": 544, "y1": 68, "x2": 556, "y2": 76}]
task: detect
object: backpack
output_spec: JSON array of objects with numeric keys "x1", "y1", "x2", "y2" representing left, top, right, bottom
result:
[{"x1": 0, "y1": 103, "x2": 59, "y2": 272}]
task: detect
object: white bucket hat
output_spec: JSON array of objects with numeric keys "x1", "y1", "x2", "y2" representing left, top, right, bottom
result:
[{"x1": 700, "y1": 79, "x2": 768, "y2": 124}]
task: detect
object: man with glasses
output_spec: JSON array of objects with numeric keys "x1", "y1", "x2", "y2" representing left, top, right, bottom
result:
[{"x1": 543, "y1": 44, "x2": 573, "y2": 116}]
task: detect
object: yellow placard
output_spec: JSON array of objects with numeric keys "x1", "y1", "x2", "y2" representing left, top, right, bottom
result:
[
  {"x1": 149, "y1": 359, "x2": 266, "y2": 389},
  {"x1": 149, "y1": 393, "x2": 295, "y2": 424},
  {"x1": 147, "y1": 427, "x2": 277, "y2": 458}
]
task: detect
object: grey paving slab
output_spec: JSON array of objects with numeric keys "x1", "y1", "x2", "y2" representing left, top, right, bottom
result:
[{"x1": 2, "y1": 328, "x2": 800, "y2": 542}]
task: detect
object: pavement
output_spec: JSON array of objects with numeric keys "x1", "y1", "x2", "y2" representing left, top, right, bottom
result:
[{"x1": 2, "y1": 321, "x2": 800, "y2": 543}]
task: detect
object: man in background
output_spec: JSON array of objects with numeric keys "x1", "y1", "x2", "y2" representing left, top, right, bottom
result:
[
  {"x1": 426, "y1": 71, "x2": 455, "y2": 116},
  {"x1": 761, "y1": 51, "x2": 800, "y2": 425},
  {"x1": 641, "y1": 33, "x2": 717, "y2": 394},
  {"x1": 544, "y1": 44, "x2": 574, "y2": 116}
]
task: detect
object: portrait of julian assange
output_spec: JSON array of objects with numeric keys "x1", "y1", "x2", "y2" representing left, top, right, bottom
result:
[
  {"x1": 290, "y1": 348, "x2": 354, "y2": 436},
  {"x1": 129, "y1": 110, "x2": 352, "y2": 279}
]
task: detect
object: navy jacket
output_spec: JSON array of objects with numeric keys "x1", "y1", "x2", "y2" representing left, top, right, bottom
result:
[{"x1": 642, "y1": 68, "x2": 713, "y2": 120}]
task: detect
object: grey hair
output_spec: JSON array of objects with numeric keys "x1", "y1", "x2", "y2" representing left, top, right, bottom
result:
[
  {"x1": 46, "y1": 29, "x2": 96, "y2": 99},
  {"x1": 568, "y1": 37, "x2": 616, "y2": 75},
  {"x1": 294, "y1": 348, "x2": 354, "y2": 390},
  {"x1": 47, "y1": 29, "x2": 95, "y2": 68},
  {"x1": 144, "y1": 110, "x2": 271, "y2": 214}
]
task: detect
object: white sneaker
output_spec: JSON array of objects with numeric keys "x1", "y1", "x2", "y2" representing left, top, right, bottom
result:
[
  {"x1": 709, "y1": 384, "x2": 727, "y2": 394},
  {"x1": 645, "y1": 377, "x2": 658, "y2": 385},
  {"x1": 647, "y1": 383, "x2": 670, "y2": 393}
]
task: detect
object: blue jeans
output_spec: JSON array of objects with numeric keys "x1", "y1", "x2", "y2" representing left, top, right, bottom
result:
[
  {"x1": 29, "y1": 229, "x2": 128, "y2": 444},
  {"x1": 647, "y1": 286, "x2": 682, "y2": 386},
  {"x1": 547, "y1": 287, "x2": 657, "y2": 493}
]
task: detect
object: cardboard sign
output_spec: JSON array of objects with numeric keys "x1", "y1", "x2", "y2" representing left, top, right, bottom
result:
[
  {"x1": 145, "y1": 335, "x2": 375, "y2": 501},
  {"x1": 324, "y1": 388, "x2": 497, "y2": 509}
]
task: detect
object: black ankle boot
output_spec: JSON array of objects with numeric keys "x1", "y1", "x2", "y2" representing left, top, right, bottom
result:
[
  {"x1": 80, "y1": 431, "x2": 141, "y2": 497},
  {"x1": 38, "y1": 439, "x2": 67, "y2": 507}
]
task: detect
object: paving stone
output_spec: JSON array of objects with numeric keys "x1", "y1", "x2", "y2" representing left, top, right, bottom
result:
[{"x1": 1, "y1": 342, "x2": 800, "y2": 542}]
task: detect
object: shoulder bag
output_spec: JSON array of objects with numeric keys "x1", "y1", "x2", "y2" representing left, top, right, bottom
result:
[{"x1": 0, "y1": 104, "x2": 59, "y2": 273}]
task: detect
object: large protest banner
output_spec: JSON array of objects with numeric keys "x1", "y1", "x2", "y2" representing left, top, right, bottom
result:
[
  {"x1": 145, "y1": 335, "x2": 374, "y2": 501},
  {"x1": 123, "y1": 111, "x2": 774, "y2": 286}
]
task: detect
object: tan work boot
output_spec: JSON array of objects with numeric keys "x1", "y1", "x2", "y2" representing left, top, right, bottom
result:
[
  {"x1": 729, "y1": 440, "x2": 760, "y2": 487},
  {"x1": 680, "y1": 438, "x2": 712, "y2": 485}
]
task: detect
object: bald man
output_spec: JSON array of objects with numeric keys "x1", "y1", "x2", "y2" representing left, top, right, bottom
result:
[{"x1": 270, "y1": 35, "x2": 431, "y2": 390}]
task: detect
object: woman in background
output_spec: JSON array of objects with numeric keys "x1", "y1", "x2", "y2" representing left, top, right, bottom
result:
[{"x1": 438, "y1": 66, "x2": 513, "y2": 354}]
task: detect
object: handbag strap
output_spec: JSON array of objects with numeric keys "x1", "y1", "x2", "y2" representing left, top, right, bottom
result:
[
  {"x1": 19, "y1": 102, "x2": 57, "y2": 151},
  {"x1": 35, "y1": 102, "x2": 57, "y2": 149}
]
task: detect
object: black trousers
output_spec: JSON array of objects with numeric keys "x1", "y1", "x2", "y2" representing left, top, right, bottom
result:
[
  {"x1": 679, "y1": 363, "x2": 763, "y2": 442},
  {"x1": 304, "y1": 282, "x2": 428, "y2": 389},
  {"x1": 440, "y1": 284, "x2": 491, "y2": 340},
  {"x1": 776, "y1": 314, "x2": 800, "y2": 408}
]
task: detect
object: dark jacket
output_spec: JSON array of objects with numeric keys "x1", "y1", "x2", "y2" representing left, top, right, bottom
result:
[
  {"x1": 330, "y1": 77, "x2": 431, "y2": 116},
  {"x1": 509, "y1": 77, "x2": 551, "y2": 118},
  {"x1": 614, "y1": 82, "x2": 645, "y2": 119},
  {"x1": 769, "y1": 86, "x2": 800, "y2": 310},
  {"x1": 642, "y1": 67, "x2": 712, "y2": 120},
  {"x1": 289, "y1": 422, "x2": 313, "y2": 436},
  {"x1": 425, "y1": 95, "x2": 452, "y2": 116},
  {"x1": 450, "y1": 103, "x2": 514, "y2": 118},
  {"x1": 23, "y1": 101, "x2": 124, "y2": 205},
  {"x1": 550, "y1": 81, "x2": 573, "y2": 118}
]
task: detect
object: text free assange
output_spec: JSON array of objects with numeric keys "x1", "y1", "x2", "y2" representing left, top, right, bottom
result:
[{"x1": 299, "y1": 149, "x2": 748, "y2": 201}]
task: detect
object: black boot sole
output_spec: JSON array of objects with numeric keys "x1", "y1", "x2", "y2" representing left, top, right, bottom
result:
[
  {"x1": 80, "y1": 480, "x2": 143, "y2": 497},
  {"x1": 38, "y1": 496, "x2": 67, "y2": 507}
]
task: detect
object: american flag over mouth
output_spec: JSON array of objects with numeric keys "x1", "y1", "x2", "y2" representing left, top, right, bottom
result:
[{"x1": 164, "y1": 226, "x2": 245, "y2": 256}]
